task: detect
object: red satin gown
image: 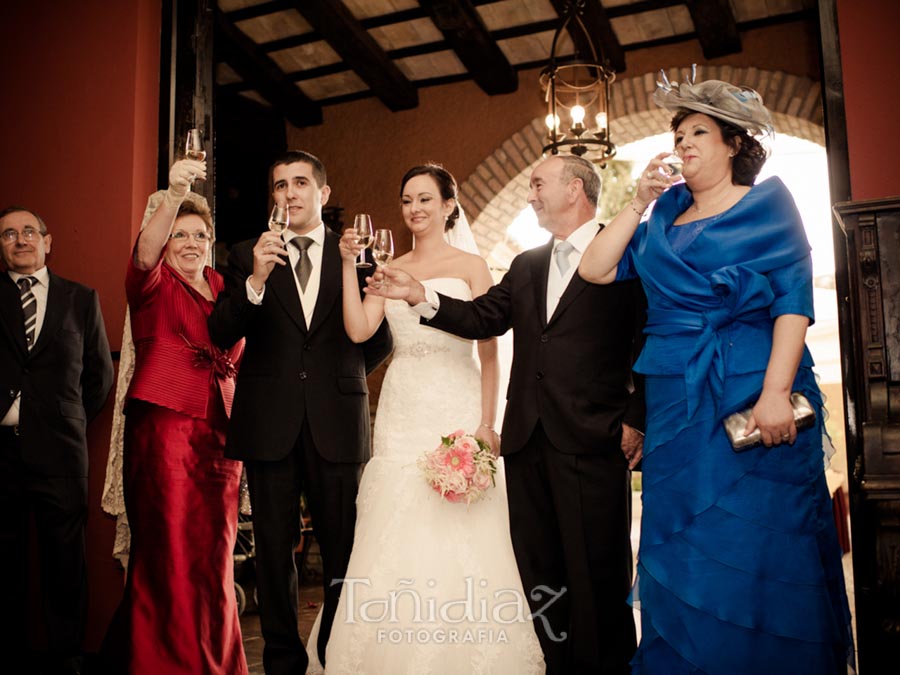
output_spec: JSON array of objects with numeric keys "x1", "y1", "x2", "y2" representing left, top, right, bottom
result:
[{"x1": 103, "y1": 252, "x2": 247, "y2": 675}]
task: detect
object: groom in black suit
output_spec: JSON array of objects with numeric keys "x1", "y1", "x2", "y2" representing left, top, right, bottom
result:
[
  {"x1": 0, "y1": 206, "x2": 114, "y2": 674},
  {"x1": 209, "y1": 151, "x2": 392, "y2": 675},
  {"x1": 372, "y1": 155, "x2": 645, "y2": 674}
]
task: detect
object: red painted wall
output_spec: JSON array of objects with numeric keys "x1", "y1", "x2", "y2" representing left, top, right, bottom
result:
[
  {"x1": 836, "y1": 0, "x2": 900, "y2": 201},
  {"x1": 0, "y1": 0, "x2": 161, "y2": 649}
]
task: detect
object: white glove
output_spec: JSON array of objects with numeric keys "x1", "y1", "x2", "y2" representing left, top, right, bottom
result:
[{"x1": 164, "y1": 159, "x2": 206, "y2": 207}]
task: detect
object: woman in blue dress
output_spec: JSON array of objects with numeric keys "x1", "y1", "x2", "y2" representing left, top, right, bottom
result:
[{"x1": 579, "y1": 71, "x2": 854, "y2": 673}]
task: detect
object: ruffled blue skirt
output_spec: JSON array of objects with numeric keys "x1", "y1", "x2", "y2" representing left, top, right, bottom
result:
[{"x1": 632, "y1": 367, "x2": 854, "y2": 674}]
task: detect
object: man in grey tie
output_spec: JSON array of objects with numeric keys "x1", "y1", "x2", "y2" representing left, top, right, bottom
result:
[
  {"x1": 0, "y1": 206, "x2": 113, "y2": 674},
  {"x1": 209, "y1": 151, "x2": 392, "y2": 675},
  {"x1": 369, "y1": 155, "x2": 646, "y2": 674}
]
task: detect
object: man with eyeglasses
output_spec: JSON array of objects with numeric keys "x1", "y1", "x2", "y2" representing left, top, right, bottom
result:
[{"x1": 0, "y1": 206, "x2": 114, "y2": 674}]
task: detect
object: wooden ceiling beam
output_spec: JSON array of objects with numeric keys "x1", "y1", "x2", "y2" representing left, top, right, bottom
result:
[
  {"x1": 685, "y1": 0, "x2": 741, "y2": 58},
  {"x1": 223, "y1": 0, "x2": 292, "y2": 24},
  {"x1": 549, "y1": 0, "x2": 626, "y2": 73},
  {"x1": 215, "y1": 11, "x2": 323, "y2": 127},
  {"x1": 418, "y1": 0, "x2": 517, "y2": 95},
  {"x1": 605, "y1": 0, "x2": 681, "y2": 17},
  {"x1": 290, "y1": 0, "x2": 418, "y2": 111}
]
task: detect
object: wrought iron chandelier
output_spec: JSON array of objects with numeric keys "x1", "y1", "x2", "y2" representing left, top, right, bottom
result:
[{"x1": 540, "y1": 0, "x2": 617, "y2": 167}]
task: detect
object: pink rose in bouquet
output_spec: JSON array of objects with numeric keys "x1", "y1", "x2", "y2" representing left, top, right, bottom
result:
[
  {"x1": 472, "y1": 469, "x2": 493, "y2": 492},
  {"x1": 417, "y1": 430, "x2": 498, "y2": 504}
]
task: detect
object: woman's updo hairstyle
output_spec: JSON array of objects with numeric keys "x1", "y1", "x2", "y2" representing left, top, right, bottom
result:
[
  {"x1": 671, "y1": 110, "x2": 768, "y2": 187},
  {"x1": 400, "y1": 163, "x2": 460, "y2": 231}
]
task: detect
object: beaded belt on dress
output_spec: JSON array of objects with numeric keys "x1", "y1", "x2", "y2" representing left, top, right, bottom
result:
[{"x1": 393, "y1": 342, "x2": 451, "y2": 358}]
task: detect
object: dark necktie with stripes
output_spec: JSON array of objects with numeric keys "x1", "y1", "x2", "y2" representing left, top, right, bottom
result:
[{"x1": 18, "y1": 276, "x2": 38, "y2": 350}]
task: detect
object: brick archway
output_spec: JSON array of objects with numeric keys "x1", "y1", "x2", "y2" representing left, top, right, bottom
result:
[{"x1": 459, "y1": 66, "x2": 825, "y2": 269}]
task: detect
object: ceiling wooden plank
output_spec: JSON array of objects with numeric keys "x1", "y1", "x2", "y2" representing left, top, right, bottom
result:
[
  {"x1": 685, "y1": 0, "x2": 742, "y2": 58},
  {"x1": 290, "y1": 0, "x2": 418, "y2": 111},
  {"x1": 548, "y1": 0, "x2": 626, "y2": 73},
  {"x1": 418, "y1": 0, "x2": 517, "y2": 94},
  {"x1": 215, "y1": 11, "x2": 323, "y2": 126}
]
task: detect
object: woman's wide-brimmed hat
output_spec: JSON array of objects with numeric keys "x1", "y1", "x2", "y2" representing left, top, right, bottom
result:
[{"x1": 652, "y1": 65, "x2": 774, "y2": 137}]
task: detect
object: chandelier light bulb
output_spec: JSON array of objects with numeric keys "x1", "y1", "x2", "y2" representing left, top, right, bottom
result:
[
  {"x1": 595, "y1": 111, "x2": 608, "y2": 131},
  {"x1": 545, "y1": 113, "x2": 560, "y2": 131},
  {"x1": 571, "y1": 105, "x2": 586, "y2": 125}
]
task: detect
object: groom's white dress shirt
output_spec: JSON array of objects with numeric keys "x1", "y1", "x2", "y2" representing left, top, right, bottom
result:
[{"x1": 246, "y1": 223, "x2": 326, "y2": 327}]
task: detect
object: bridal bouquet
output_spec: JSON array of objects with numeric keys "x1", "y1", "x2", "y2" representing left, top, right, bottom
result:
[{"x1": 417, "y1": 430, "x2": 498, "y2": 504}]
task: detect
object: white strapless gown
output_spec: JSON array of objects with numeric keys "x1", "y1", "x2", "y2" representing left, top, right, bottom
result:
[{"x1": 307, "y1": 278, "x2": 545, "y2": 674}]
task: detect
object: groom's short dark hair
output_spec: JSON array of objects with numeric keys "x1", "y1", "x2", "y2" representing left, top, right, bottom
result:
[{"x1": 270, "y1": 150, "x2": 327, "y2": 189}]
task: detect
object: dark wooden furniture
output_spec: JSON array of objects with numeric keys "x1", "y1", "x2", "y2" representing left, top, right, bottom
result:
[{"x1": 834, "y1": 196, "x2": 900, "y2": 674}]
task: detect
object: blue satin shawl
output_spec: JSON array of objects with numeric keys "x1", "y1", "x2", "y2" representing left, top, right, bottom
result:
[{"x1": 617, "y1": 177, "x2": 815, "y2": 418}]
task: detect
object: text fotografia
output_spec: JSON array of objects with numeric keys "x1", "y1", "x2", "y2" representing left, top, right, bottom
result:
[
  {"x1": 378, "y1": 627, "x2": 509, "y2": 645},
  {"x1": 334, "y1": 576, "x2": 568, "y2": 641}
]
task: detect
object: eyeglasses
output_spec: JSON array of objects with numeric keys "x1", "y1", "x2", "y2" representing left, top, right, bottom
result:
[
  {"x1": 0, "y1": 227, "x2": 46, "y2": 243},
  {"x1": 169, "y1": 230, "x2": 211, "y2": 242}
]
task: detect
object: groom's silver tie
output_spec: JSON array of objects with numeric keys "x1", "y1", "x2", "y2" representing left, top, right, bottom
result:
[
  {"x1": 290, "y1": 236, "x2": 313, "y2": 292},
  {"x1": 554, "y1": 240, "x2": 574, "y2": 276}
]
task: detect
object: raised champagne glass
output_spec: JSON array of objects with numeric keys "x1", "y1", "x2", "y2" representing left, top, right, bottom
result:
[
  {"x1": 372, "y1": 228, "x2": 394, "y2": 287},
  {"x1": 268, "y1": 204, "x2": 289, "y2": 234},
  {"x1": 185, "y1": 128, "x2": 206, "y2": 182},
  {"x1": 353, "y1": 214, "x2": 374, "y2": 268},
  {"x1": 662, "y1": 153, "x2": 683, "y2": 177}
]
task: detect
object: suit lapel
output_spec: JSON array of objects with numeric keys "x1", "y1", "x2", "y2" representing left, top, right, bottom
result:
[
  {"x1": 542, "y1": 225, "x2": 601, "y2": 326},
  {"x1": 307, "y1": 230, "x2": 340, "y2": 336},
  {"x1": 268, "y1": 254, "x2": 308, "y2": 334},
  {"x1": 30, "y1": 271, "x2": 71, "y2": 358},
  {"x1": 531, "y1": 240, "x2": 553, "y2": 327},
  {"x1": 0, "y1": 274, "x2": 27, "y2": 355},
  {"x1": 547, "y1": 271, "x2": 589, "y2": 326}
]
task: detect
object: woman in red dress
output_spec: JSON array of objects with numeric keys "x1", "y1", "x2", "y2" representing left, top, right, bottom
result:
[{"x1": 101, "y1": 159, "x2": 247, "y2": 674}]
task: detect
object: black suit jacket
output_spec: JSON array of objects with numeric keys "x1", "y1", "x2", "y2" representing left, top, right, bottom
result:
[
  {"x1": 425, "y1": 237, "x2": 646, "y2": 456},
  {"x1": 208, "y1": 229, "x2": 393, "y2": 463},
  {"x1": 0, "y1": 270, "x2": 114, "y2": 476}
]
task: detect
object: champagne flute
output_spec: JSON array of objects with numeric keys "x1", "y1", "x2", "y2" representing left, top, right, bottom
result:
[
  {"x1": 268, "y1": 204, "x2": 289, "y2": 234},
  {"x1": 185, "y1": 128, "x2": 206, "y2": 182},
  {"x1": 372, "y1": 228, "x2": 394, "y2": 288},
  {"x1": 353, "y1": 214, "x2": 374, "y2": 268},
  {"x1": 662, "y1": 153, "x2": 683, "y2": 177}
]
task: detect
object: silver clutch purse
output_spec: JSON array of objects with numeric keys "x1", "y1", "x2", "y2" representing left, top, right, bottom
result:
[{"x1": 723, "y1": 392, "x2": 816, "y2": 451}]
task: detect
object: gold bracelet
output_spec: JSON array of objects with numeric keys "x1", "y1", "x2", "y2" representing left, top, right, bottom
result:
[
  {"x1": 630, "y1": 199, "x2": 646, "y2": 216},
  {"x1": 479, "y1": 423, "x2": 495, "y2": 432}
]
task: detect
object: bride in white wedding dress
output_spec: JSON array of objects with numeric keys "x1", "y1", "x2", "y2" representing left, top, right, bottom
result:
[{"x1": 306, "y1": 164, "x2": 545, "y2": 674}]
